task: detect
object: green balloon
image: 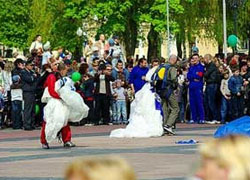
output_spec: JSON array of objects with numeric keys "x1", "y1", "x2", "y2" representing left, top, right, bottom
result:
[
  {"x1": 228, "y1": 35, "x2": 238, "y2": 47},
  {"x1": 35, "y1": 104, "x2": 40, "y2": 115},
  {"x1": 72, "y1": 72, "x2": 81, "y2": 82}
]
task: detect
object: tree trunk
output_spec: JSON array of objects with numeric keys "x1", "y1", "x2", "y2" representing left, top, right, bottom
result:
[
  {"x1": 176, "y1": 33, "x2": 182, "y2": 58},
  {"x1": 218, "y1": 44, "x2": 223, "y2": 54},
  {"x1": 147, "y1": 25, "x2": 161, "y2": 62},
  {"x1": 122, "y1": 9, "x2": 138, "y2": 59}
]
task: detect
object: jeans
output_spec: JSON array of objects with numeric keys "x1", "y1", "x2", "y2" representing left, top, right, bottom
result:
[
  {"x1": 116, "y1": 100, "x2": 127, "y2": 123},
  {"x1": 11, "y1": 100, "x2": 23, "y2": 129},
  {"x1": 205, "y1": 83, "x2": 219, "y2": 121},
  {"x1": 111, "y1": 100, "x2": 117, "y2": 122},
  {"x1": 220, "y1": 96, "x2": 232, "y2": 123}
]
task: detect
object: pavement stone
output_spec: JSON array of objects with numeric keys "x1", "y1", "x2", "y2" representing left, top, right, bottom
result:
[{"x1": 0, "y1": 124, "x2": 218, "y2": 180}]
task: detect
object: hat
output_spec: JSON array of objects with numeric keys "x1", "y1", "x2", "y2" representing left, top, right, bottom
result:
[
  {"x1": 108, "y1": 39, "x2": 115, "y2": 46},
  {"x1": 64, "y1": 59, "x2": 72, "y2": 65},
  {"x1": 12, "y1": 75, "x2": 20, "y2": 84},
  {"x1": 43, "y1": 41, "x2": 51, "y2": 51}
]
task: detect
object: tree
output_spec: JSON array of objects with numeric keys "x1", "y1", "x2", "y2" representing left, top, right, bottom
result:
[{"x1": 0, "y1": 0, "x2": 31, "y2": 49}]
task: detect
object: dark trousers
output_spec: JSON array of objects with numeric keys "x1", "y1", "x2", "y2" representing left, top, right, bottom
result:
[
  {"x1": 11, "y1": 100, "x2": 23, "y2": 129},
  {"x1": 231, "y1": 94, "x2": 244, "y2": 120},
  {"x1": 95, "y1": 94, "x2": 110, "y2": 125},
  {"x1": 84, "y1": 100, "x2": 95, "y2": 124},
  {"x1": 23, "y1": 92, "x2": 35, "y2": 129},
  {"x1": 204, "y1": 83, "x2": 219, "y2": 121}
]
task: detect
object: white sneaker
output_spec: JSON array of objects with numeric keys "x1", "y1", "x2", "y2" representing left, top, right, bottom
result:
[{"x1": 205, "y1": 121, "x2": 216, "y2": 125}]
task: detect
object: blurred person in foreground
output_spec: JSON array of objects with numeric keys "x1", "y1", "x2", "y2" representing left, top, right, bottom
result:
[
  {"x1": 195, "y1": 135, "x2": 250, "y2": 180},
  {"x1": 65, "y1": 156, "x2": 136, "y2": 180}
]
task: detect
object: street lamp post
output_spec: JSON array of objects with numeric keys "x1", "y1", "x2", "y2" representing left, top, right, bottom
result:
[
  {"x1": 223, "y1": 0, "x2": 228, "y2": 58},
  {"x1": 166, "y1": 0, "x2": 170, "y2": 58}
]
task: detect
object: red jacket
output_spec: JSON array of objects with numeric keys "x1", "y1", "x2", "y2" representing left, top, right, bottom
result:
[{"x1": 44, "y1": 73, "x2": 60, "y2": 99}]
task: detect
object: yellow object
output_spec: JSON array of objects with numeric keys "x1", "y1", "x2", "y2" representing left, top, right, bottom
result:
[{"x1": 158, "y1": 68, "x2": 166, "y2": 80}]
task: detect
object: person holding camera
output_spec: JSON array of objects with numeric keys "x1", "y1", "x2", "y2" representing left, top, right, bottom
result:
[{"x1": 94, "y1": 64, "x2": 115, "y2": 125}]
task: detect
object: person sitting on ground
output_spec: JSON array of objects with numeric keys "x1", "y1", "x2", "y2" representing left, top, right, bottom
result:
[{"x1": 65, "y1": 156, "x2": 136, "y2": 180}]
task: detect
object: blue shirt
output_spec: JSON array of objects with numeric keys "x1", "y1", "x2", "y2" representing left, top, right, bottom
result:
[
  {"x1": 129, "y1": 65, "x2": 149, "y2": 92},
  {"x1": 187, "y1": 63, "x2": 205, "y2": 89}
]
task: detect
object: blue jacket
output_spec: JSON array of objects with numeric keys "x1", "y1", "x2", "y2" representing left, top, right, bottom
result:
[
  {"x1": 187, "y1": 63, "x2": 205, "y2": 89},
  {"x1": 228, "y1": 75, "x2": 243, "y2": 94},
  {"x1": 129, "y1": 65, "x2": 149, "y2": 92}
]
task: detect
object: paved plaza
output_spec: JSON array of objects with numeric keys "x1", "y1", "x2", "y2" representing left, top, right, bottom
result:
[{"x1": 0, "y1": 124, "x2": 218, "y2": 180}]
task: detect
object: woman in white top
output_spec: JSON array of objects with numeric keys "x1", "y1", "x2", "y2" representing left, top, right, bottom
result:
[{"x1": 29, "y1": 35, "x2": 43, "y2": 53}]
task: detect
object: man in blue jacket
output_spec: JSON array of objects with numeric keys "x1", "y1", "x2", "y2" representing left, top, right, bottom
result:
[
  {"x1": 187, "y1": 54, "x2": 205, "y2": 124},
  {"x1": 129, "y1": 58, "x2": 149, "y2": 93}
]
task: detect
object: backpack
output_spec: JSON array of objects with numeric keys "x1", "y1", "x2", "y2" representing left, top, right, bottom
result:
[{"x1": 153, "y1": 64, "x2": 172, "y2": 100}]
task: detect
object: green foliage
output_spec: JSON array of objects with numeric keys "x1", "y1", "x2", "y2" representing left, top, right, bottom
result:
[{"x1": 0, "y1": 0, "x2": 31, "y2": 49}]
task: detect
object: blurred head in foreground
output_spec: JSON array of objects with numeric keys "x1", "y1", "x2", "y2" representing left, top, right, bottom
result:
[
  {"x1": 65, "y1": 156, "x2": 136, "y2": 180},
  {"x1": 196, "y1": 135, "x2": 250, "y2": 180}
]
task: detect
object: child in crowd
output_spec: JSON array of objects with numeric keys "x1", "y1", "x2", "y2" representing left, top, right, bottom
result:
[
  {"x1": 111, "y1": 82, "x2": 117, "y2": 124},
  {"x1": 220, "y1": 70, "x2": 231, "y2": 123},
  {"x1": 113, "y1": 80, "x2": 127, "y2": 124},
  {"x1": 80, "y1": 74, "x2": 95, "y2": 126},
  {"x1": 228, "y1": 68, "x2": 244, "y2": 120},
  {"x1": 10, "y1": 75, "x2": 23, "y2": 129}
]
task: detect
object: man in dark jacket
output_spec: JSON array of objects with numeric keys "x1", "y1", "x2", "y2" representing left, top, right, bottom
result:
[
  {"x1": 21, "y1": 60, "x2": 37, "y2": 130},
  {"x1": 204, "y1": 54, "x2": 220, "y2": 124},
  {"x1": 94, "y1": 64, "x2": 115, "y2": 125}
]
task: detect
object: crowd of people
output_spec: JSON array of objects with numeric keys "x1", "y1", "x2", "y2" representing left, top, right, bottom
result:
[{"x1": 0, "y1": 34, "x2": 250, "y2": 136}]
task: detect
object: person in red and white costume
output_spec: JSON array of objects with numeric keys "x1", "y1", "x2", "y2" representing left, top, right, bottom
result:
[{"x1": 40, "y1": 62, "x2": 75, "y2": 149}]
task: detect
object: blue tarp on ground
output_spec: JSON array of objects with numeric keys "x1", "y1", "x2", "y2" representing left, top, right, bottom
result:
[{"x1": 214, "y1": 116, "x2": 250, "y2": 138}]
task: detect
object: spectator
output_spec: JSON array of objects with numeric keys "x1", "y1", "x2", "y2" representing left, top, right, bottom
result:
[
  {"x1": 187, "y1": 54, "x2": 205, "y2": 124},
  {"x1": 42, "y1": 41, "x2": 52, "y2": 67},
  {"x1": 228, "y1": 67, "x2": 244, "y2": 120},
  {"x1": 204, "y1": 54, "x2": 220, "y2": 124},
  {"x1": 94, "y1": 64, "x2": 115, "y2": 125},
  {"x1": 21, "y1": 60, "x2": 37, "y2": 130},
  {"x1": 113, "y1": 80, "x2": 127, "y2": 125},
  {"x1": 29, "y1": 35, "x2": 43, "y2": 53},
  {"x1": 110, "y1": 36, "x2": 124, "y2": 67},
  {"x1": 2, "y1": 61, "x2": 13, "y2": 125},
  {"x1": 84, "y1": 40, "x2": 94, "y2": 64},
  {"x1": 0, "y1": 87, "x2": 4, "y2": 129},
  {"x1": 11, "y1": 75, "x2": 23, "y2": 129},
  {"x1": 65, "y1": 156, "x2": 136, "y2": 180},
  {"x1": 80, "y1": 74, "x2": 95, "y2": 126},
  {"x1": 111, "y1": 60, "x2": 130, "y2": 84},
  {"x1": 94, "y1": 34, "x2": 105, "y2": 60}
]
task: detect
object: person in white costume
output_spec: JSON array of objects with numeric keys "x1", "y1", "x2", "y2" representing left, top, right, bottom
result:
[
  {"x1": 110, "y1": 66, "x2": 164, "y2": 138},
  {"x1": 40, "y1": 63, "x2": 89, "y2": 149}
]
